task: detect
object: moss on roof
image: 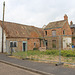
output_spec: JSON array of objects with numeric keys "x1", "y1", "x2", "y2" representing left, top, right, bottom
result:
[{"x1": 0, "y1": 20, "x2": 44, "y2": 38}]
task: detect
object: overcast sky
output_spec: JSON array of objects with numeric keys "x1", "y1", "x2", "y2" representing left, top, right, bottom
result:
[{"x1": 0, "y1": 0, "x2": 75, "y2": 28}]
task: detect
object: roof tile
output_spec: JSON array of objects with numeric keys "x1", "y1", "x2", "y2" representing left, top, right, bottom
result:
[{"x1": 0, "y1": 20, "x2": 44, "y2": 38}]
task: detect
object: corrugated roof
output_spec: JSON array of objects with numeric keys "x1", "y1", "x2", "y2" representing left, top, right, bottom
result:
[
  {"x1": 44, "y1": 20, "x2": 67, "y2": 30},
  {"x1": 0, "y1": 20, "x2": 44, "y2": 38}
]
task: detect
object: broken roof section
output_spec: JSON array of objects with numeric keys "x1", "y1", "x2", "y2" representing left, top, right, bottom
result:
[
  {"x1": 44, "y1": 20, "x2": 67, "y2": 30},
  {"x1": 0, "y1": 20, "x2": 44, "y2": 38}
]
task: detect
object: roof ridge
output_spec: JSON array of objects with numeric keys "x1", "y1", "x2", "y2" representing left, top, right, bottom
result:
[
  {"x1": 49, "y1": 20, "x2": 66, "y2": 24},
  {"x1": 44, "y1": 20, "x2": 67, "y2": 30},
  {"x1": 0, "y1": 20, "x2": 41, "y2": 28}
]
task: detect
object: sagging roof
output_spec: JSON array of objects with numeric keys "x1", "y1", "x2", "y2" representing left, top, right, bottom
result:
[
  {"x1": 70, "y1": 24, "x2": 75, "y2": 28},
  {"x1": 0, "y1": 20, "x2": 44, "y2": 38},
  {"x1": 44, "y1": 20, "x2": 67, "y2": 30}
]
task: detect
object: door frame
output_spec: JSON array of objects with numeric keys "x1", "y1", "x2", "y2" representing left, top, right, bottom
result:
[
  {"x1": 63, "y1": 37, "x2": 72, "y2": 49},
  {"x1": 22, "y1": 41, "x2": 27, "y2": 51}
]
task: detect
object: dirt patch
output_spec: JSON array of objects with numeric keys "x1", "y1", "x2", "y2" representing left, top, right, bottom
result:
[{"x1": 9, "y1": 55, "x2": 75, "y2": 68}]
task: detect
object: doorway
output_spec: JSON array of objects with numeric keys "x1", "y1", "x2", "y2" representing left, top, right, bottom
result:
[
  {"x1": 23, "y1": 41, "x2": 27, "y2": 51},
  {"x1": 23, "y1": 43, "x2": 26, "y2": 51},
  {"x1": 45, "y1": 40, "x2": 48, "y2": 49}
]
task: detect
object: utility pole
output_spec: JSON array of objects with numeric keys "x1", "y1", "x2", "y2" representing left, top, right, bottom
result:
[{"x1": 2, "y1": 1, "x2": 5, "y2": 53}]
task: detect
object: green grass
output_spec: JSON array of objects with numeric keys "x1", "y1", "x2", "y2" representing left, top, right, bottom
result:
[
  {"x1": 13, "y1": 50, "x2": 75, "y2": 57},
  {"x1": 12, "y1": 50, "x2": 75, "y2": 63}
]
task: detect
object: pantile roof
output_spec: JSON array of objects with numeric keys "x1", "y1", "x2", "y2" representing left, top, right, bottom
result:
[
  {"x1": 70, "y1": 24, "x2": 75, "y2": 28},
  {"x1": 44, "y1": 20, "x2": 67, "y2": 30},
  {"x1": 0, "y1": 20, "x2": 44, "y2": 38}
]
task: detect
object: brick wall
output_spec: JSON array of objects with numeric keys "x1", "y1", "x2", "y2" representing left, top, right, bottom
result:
[
  {"x1": 44, "y1": 21, "x2": 72, "y2": 49},
  {"x1": 72, "y1": 38, "x2": 75, "y2": 45},
  {"x1": 44, "y1": 21, "x2": 72, "y2": 37},
  {"x1": 6, "y1": 38, "x2": 27, "y2": 51},
  {"x1": 71, "y1": 28, "x2": 75, "y2": 45},
  {"x1": 6, "y1": 37, "x2": 43, "y2": 51},
  {"x1": 62, "y1": 21, "x2": 72, "y2": 35},
  {"x1": 27, "y1": 38, "x2": 40, "y2": 50}
]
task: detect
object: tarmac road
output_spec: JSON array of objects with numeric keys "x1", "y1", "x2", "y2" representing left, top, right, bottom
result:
[
  {"x1": 0, "y1": 62, "x2": 41, "y2": 75},
  {"x1": 0, "y1": 54, "x2": 75, "y2": 75}
]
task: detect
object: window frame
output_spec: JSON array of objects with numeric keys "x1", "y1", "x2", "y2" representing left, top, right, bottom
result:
[
  {"x1": 34, "y1": 42, "x2": 36, "y2": 47},
  {"x1": 52, "y1": 40, "x2": 56, "y2": 48},
  {"x1": 52, "y1": 30, "x2": 56, "y2": 36},
  {"x1": 45, "y1": 31, "x2": 47, "y2": 36},
  {"x1": 13, "y1": 41, "x2": 17, "y2": 47},
  {"x1": 10, "y1": 41, "x2": 18, "y2": 47},
  {"x1": 63, "y1": 30, "x2": 65, "y2": 35},
  {"x1": 10, "y1": 41, "x2": 13, "y2": 47}
]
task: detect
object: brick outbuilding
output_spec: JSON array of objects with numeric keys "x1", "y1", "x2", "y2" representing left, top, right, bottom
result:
[
  {"x1": 0, "y1": 14, "x2": 73, "y2": 52},
  {"x1": 0, "y1": 21, "x2": 44, "y2": 52}
]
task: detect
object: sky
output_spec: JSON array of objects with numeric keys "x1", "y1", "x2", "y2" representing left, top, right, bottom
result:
[{"x1": 0, "y1": 0, "x2": 75, "y2": 28}]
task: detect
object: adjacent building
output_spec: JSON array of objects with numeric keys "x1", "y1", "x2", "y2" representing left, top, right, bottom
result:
[
  {"x1": 70, "y1": 21, "x2": 75, "y2": 46},
  {"x1": 44, "y1": 15, "x2": 72, "y2": 50}
]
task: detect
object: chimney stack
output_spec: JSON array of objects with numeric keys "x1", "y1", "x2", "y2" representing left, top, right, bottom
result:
[
  {"x1": 70, "y1": 21, "x2": 73, "y2": 25},
  {"x1": 64, "y1": 14, "x2": 68, "y2": 20}
]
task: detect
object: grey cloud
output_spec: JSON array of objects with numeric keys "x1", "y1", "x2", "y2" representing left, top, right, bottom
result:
[{"x1": 0, "y1": 0, "x2": 75, "y2": 28}]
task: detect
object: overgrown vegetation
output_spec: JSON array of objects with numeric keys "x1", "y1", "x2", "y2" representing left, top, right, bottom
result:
[
  {"x1": 61, "y1": 50, "x2": 75, "y2": 57},
  {"x1": 12, "y1": 50, "x2": 75, "y2": 63},
  {"x1": 13, "y1": 50, "x2": 75, "y2": 57}
]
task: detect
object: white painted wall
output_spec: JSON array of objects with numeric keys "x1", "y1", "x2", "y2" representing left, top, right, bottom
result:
[
  {"x1": 0, "y1": 26, "x2": 6, "y2": 52},
  {"x1": 63, "y1": 37, "x2": 72, "y2": 49}
]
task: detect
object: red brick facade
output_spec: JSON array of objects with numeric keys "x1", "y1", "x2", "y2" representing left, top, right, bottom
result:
[
  {"x1": 62, "y1": 21, "x2": 72, "y2": 35},
  {"x1": 1, "y1": 15, "x2": 73, "y2": 52},
  {"x1": 6, "y1": 37, "x2": 44, "y2": 52},
  {"x1": 70, "y1": 28, "x2": 75, "y2": 45},
  {"x1": 44, "y1": 20, "x2": 72, "y2": 37},
  {"x1": 44, "y1": 15, "x2": 72, "y2": 49}
]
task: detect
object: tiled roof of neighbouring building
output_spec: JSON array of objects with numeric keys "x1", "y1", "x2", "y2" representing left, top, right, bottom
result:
[
  {"x1": 0, "y1": 20, "x2": 44, "y2": 38},
  {"x1": 70, "y1": 24, "x2": 75, "y2": 28},
  {"x1": 44, "y1": 20, "x2": 67, "y2": 30}
]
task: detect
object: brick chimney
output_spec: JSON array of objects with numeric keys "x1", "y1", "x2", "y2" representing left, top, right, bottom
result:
[
  {"x1": 64, "y1": 14, "x2": 68, "y2": 20},
  {"x1": 70, "y1": 21, "x2": 73, "y2": 25}
]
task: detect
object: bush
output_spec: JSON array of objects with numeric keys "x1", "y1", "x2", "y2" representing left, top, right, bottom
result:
[
  {"x1": 45, "y1": 50, "x2": 75, "y2": 57},
  {"x1": 13, "y1": 50, "x2": 75, "y2": 57},
  {"x1": 45, "y1": 50, "x2": 59, "y2": 55},
  {"x1": 33, "y1": 48, "x2": 38, "y2": 50},
  {"x1": 61, "y1": 50, "x2": 75, "y2": 57}
]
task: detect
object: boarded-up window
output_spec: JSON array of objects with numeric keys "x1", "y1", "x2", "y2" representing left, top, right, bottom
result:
[
  {"x1": 52, "y1": 40, "x2": 56, "y2": 48},
  {"x1": 52, "y1": 30, "x2": 56, "y2": 36}
]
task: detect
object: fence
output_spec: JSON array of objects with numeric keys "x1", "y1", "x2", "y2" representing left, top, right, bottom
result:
[{"x1": 6, "y1": 35, "x2": 75, "y2": 66}]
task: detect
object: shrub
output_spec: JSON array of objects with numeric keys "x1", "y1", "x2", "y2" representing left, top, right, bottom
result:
[
  {"x1": 33, "y1": 48, "x2": 38, "y2": 50},
  {"x1": 45, "y1": 50, "x2": 59, "y2": 55},
  {"x1": 61, "y1": 50, "x2": 75, "y2": 57}
]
